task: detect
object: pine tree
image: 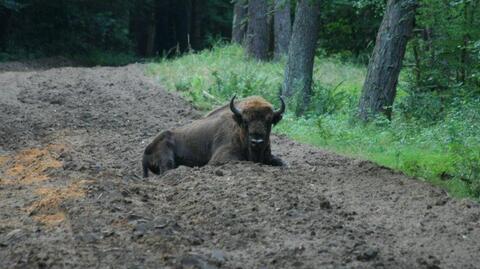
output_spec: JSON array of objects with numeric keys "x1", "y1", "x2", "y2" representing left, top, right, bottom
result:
[
  {"x1": 358, "y1": 0, "x2": 417, "y2": 121},
  {"x1": 245, "y1": 0, "x2": 269, "y2": 60},
  {"x1": 282, "y1": 0, "x2": 321, "y2": 115}
]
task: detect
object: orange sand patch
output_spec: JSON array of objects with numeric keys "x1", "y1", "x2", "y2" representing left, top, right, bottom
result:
[
  {"x1": 111, "y1": 218, "x2": 133, "y2": 229},
  {"x1": 0, "y1": 155, "x2": 9, "y2": 183},
  {"x1": 26, "y1": 179, "x2": 92, "y2": 215},
  {"x1": 33, "y1": 212, "x2": 66, "y2": 226},
  {"x1": 1, "y1": 144, "x2": 66, "y2": 185},
  {"x1": 0, "y1": 155, "x2": 8, "y2": 166}
]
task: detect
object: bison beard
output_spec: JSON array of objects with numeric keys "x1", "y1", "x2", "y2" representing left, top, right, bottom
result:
[{"x1": 142, "y1": 95, "x2": 285, "y2": 177}]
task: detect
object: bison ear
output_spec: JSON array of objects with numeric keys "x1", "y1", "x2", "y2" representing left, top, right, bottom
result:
[
  {"x1": 230, "y1": 95, "x2": 243, "y2": 125},
  {"x1": 232, "y1": 114, "x2": 243, "y2": 125},
  {"x1": 272, "y1": 113, "x2": 283, "y2": 125},
  {"x1": 272, "y1": 96, "x2": 285, "y2": 125}
]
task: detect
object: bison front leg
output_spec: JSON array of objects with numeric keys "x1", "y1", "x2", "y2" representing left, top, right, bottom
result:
[
  {"x1": 142, "y1": 131, "x2": 176, "y2": 177},
  {"x1": 263, "y1": 146, "x2": 284, "y2": 166},
  {"x1": 208, "y1": 146, "x2": 243, "y2": 165},
  {"x1": 268, "y1": 154, "x2": 284, "y2": 166}
]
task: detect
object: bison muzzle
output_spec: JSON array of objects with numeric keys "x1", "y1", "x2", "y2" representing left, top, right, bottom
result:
[{"x1": 142, "y1": 95, "x2": 285, "y2": 177}]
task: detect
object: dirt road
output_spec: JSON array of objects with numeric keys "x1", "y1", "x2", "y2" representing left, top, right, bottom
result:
[{"x1": 1, "y1": 63, "x2": 479, "y2": 269}]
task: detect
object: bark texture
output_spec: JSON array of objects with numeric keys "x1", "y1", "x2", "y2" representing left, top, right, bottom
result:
[
  {"x1": 232, "y1": 0, "x2": 248, "y2": 44},
  {"x1": 190, "y1": 0, "x2": 203, "y2": 50},
  {"x1": 145, "y1": 9, "x2": 157, "y2": 57},
  {"x1": 282, "y1": 0, "x2": 321, "y2": 115},
  {"x1": 274, "y1": 0, "x2": 291, "y2": 60},
  {"x1": 0, "y1": 8, "x2": 12, "y2": 50},
  {"x1": 131, "y1": 0, "x2": 201, "y2": 56},
  {"x1": 358, "y1": 0, "x2": 417, "y2": 121},
  {"x1": 245, "y1": 0, "x2": 269, "y2": 60}
]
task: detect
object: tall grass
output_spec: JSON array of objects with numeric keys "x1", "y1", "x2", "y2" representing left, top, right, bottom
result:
[{"x1": 147, "y1": 44, "x2": 480, "y2": 200}]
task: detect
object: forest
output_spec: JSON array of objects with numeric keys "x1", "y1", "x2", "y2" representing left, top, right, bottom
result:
[
  {"x1": 1, "y1": 0, "x2": 480, "y2": 196},
  {"x1": 2, "y1": 0, "x2": 480, "y2": 268},
  {"x1": 1, "y1": 0, "x2": 479, "y2": 196}
]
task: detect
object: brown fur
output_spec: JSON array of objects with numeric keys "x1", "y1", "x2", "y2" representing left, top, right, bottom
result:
[
  {"x1": 239, "y1": 97, "x2": 273, "y2": 110},
  {"x1": 142, "y1": 96, "x2": 284, "y2": 177}
]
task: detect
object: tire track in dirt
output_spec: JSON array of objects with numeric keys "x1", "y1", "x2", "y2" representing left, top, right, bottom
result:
[{"x1": 0, "y1": 63, "x2": 479, "y2": 269}]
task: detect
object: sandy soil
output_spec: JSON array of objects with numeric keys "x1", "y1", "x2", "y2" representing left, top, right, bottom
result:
[{"x1": 0, "y1": 62, "x2": 479, "y2": 269}]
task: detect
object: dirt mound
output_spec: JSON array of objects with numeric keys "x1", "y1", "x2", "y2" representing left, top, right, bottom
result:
[
  {"x1": 0, "y1": 57, "x2": 77, "y2": 72},
  {"x1": 0, "y1": 64, "x2": 479, "y2": 268}
]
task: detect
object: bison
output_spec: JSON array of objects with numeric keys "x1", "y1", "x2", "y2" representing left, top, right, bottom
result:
[{"x1": 142, "y1": 95, "x2": 285, "y2": 177}]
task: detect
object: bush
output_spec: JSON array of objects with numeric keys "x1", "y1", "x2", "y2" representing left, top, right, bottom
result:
[
  {"x1": 396, "y1": 90, "x2": 445, "y2": 122},
  {"x1": 78, "y1": 50, "x2": 137, "y2": 66},
  {"x1": 309, "y1": 81, "x2": 353, "y2": 115}
]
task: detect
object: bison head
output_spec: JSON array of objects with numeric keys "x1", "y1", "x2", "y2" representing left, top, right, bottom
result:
[{"x1": 230, "y1": 95, "x2": 285, "y2": 160}]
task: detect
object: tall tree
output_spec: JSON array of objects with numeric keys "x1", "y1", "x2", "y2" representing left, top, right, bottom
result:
[
  {"x1": 0, "y1": 7, "x2": 12, "y2": 50},
  {"x1": 145, "y1": 2, "x2": 157, "y2": 57},
  {"x1": 245, "y1": 0, "x2": 269, "y2": 60},
  {"x1": 232, "y1": 0, "x2": 248, "y2": 44},
  {"x1": 358, "y1": 0, "x2": 417, "y2": 121},
  {"x1": 273, "y1": 0, "x2": 291, "y2": 60},
  {"x1": 282, "y1": 0, "x2": 321, "y2": 115},
  {"x1": 173, "y1": 0, "x2": 191, "y2": 52},
  {"x1": 190, "y1": 0, "x2": 203, "y2": 50}
]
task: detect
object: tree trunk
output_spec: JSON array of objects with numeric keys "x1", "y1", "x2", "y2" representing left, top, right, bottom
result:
[
  {"x1": 145, "y1": 8, "x2": 157, "y2": 57},
  {"x1": 155, "y1": 0, "x2": 175, "y2": 55},
  {"x1": 232, "y1": 0, "x2": 248, "y2": 44},
  {"x1": 358, "y1": 0, "x2": 417, "y2": 121},
  {"x1": 412, "y1": 38, "x2": 421, "y2": 84},
  {"x1": 174, "y1": 0, "x2": 190, "y2": 53},
  {"x1": 130, "y1": 0, "x2": 149, "y2": 56},
  {"x1": 282, "y1": 0, "x2": 321, "y2": 115},
  {"x1": 245, "y1": 0, "x2": 269, "y2": 60},
  {"x1": 274, "y1": 0, "x2": 291, "y2": 60},
  {"x1": 268, "y1": 2, "x2": 274, "y2": 55},
  {"x1": 190, "y1": 0, "x2": 203, "y2": 50},
  {"x1": 0, "y1": 8, "x2": 12, "y2": 50}
]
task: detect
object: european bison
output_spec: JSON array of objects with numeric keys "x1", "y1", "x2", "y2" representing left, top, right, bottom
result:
[{"x1": 142, "y1": 95, "x2": 285, "y2": 177}]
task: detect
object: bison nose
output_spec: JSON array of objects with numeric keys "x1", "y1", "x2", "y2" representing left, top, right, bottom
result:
[{"x1": 250, "y1": 138, "x2": 264, "y2": 145}]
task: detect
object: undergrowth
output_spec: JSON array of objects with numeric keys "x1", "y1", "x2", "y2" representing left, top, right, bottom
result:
[
  {"x1": 147, "y1": 44, "x2": 480, "y2": 200},
  {"x1": 76, "y1": 50, "x2": 137, "y2": 66},
  {"x1": 0, "y1": 49, "x2": 138, "y2": 67}
]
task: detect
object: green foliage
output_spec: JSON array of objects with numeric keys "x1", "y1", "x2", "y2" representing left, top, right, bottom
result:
[
  {"x1": 406, "y1": 0, "x2": 480, "y2": 96},
  {"x1": 1, "y1": 0, "x2": 133, "y2": 57},
  {"x1": 148, "y1": 45, "x2": 480, "y2": 200},
  {"x1": 147, "y1": 44, "x2": 284, "y2": 110},
  {"x1": 203, "y1": 0, "x2": 234, "y2": 47},
  {"x1": 0, "y1": 0, "x2": 25, "y2": 11},
  {"x1": 309, "y1": 81, "x2": 353, "y2": 115},
  {"x1": 396, "y1": 90, "x2": 445, "y2": 122},
  {"x1": 77, "y1": 50, "x2": 137, "y2": 66},
  {"x1": 318, "y1": 0, "x2": 384, "y2": 61},
  {"x1": 0, "y1": 0, "x2": 234, "y2": 60},
  {"x1": 0, "y1": 0, "x2": 387, "y2": 63}
]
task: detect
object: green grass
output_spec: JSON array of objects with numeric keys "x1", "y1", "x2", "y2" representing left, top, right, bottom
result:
[{"x1": 147, "y1": 44, "x2": 480, "y2": 200}]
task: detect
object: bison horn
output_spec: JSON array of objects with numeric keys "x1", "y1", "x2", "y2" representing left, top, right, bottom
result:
[
  {"x1": 274, "y1": 96, "x2": 286, "y2": 115},
  {"x1": 230, "y1": 95, "x2": 242, "y2": 117}
]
